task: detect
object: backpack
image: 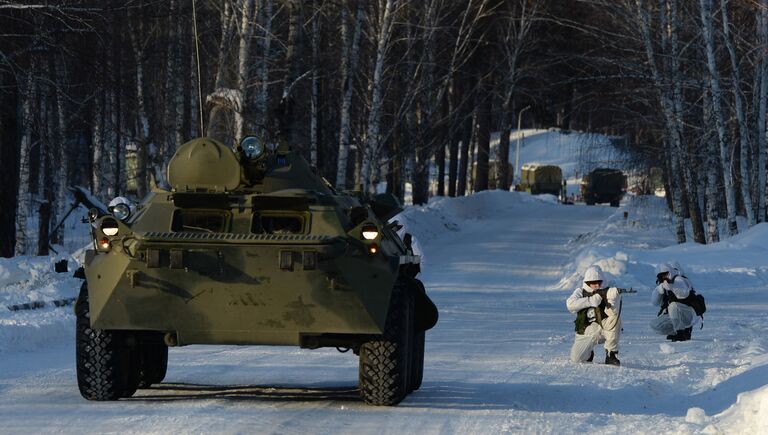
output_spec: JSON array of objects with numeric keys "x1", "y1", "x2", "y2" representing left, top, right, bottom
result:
[{"x1": 688, "y1": 290, "x2": 706, "y2": 317}]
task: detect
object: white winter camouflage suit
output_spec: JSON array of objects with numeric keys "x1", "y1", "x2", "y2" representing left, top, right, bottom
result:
[
  {"x1": 566, "y1": 265, "x2": 622, "y2": 363},
  {"x1": 650, "y1": 262, "x2": 697, "y2": 335}
]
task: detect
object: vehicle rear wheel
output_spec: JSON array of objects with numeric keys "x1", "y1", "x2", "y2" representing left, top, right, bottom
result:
[
  {"x1": 76, "y1": 282, "x2": 139, "y2": 400},
  {"x1": 358, "y1": 283, "x2": 412, "y2": 405},
  {"x1": 136, "y1": 335, "x2": 168, "y2": 388}
]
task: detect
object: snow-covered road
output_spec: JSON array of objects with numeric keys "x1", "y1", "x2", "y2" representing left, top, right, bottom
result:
[{"x1": 1, "y1": 192, "x2": 766, "y2": 434}]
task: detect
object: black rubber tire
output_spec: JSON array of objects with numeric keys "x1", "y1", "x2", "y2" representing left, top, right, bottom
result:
[
  {"x1": 408, "y1": 329, "x2": 425, "y2": 392},
  {"x1": 136, "y1": 337, "x2": 168, "y2": 388},
  {"x1": 358, "y1": 283, "x2": 412, "y2": 406},
  {"x1": 610, "y1": 200, "x2": 620, "y2": 207},
  {"x1": 75, "y1": 282, "x2": 138, "y2": 400}
]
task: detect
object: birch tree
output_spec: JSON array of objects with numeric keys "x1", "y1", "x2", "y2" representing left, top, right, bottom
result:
[
  {"x1": 635, "y1": 0, "x2": 687, "y2": 243},
  {"x1": 15, "y1": 64, "x2": 35, "y2": 255},
  {"x1": 702, "y1": 87, "x2": 720, "y2": 243},
  {"x1": 128, "y1": 16, "x2": 152, "y2": 197},
  {"x1": 699, "y1": 0, "x2": 739, "y2": 236},
  {"x1": 495, "y1": 0, "x2": 539, "y2": 190},
  {"x1": 757, "y1": 0, "x2": 768, "y2": 222},
  {"x1": 360, "y1": 0, "x2": 397, "y2": 194},
  {"x1": 335, "y1": 0, "x2": 364, "y2": 190},
  {"x1": 719, "y1": 0, "x2": 754, "y2": 226},
  {"x1": 235, "y1": 0, "x2": 257, "y2": 143}
]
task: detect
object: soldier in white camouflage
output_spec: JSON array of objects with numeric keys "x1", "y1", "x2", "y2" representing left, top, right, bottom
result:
[{"x1": 566, "y1": 265, "x2": 622, "y2": 366}]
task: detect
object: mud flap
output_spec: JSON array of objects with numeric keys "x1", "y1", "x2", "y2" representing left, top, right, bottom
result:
[{"x1": 403, "y1": 277, "x2": 438, "y2": 331}]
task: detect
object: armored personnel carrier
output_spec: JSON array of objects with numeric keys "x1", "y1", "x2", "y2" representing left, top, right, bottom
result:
[{"x1": 75, "y1": 136, "x2": 438, "y2": 406}]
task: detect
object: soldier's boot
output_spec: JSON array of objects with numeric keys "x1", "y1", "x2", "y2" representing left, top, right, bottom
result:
[
  {"x1": 605, "y1": 350, "x2": 620, "y2": 366},
  {"x1": 670, "y1": 327, "x2": 692, "y2": 342},
  {"x1": 666, "y1": 333, "x2": 676, "y2": 340},
  {"x1": 586, "y1": 350, "x2": 594, "y2": 362},
  {"x1": 681, "y1": 327, "x2": 692, "y2": 341}
]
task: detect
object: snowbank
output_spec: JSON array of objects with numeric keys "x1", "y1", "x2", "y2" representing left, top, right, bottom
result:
[
  {"x1": 0, "y1": 255, "x2": 80, "y2": 353},
  {"x1": 707, "y1": 382, "x2": 768, "y2": 433}
]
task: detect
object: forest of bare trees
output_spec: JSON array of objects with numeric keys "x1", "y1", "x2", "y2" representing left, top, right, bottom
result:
[{"x1": 1, "y1": 0, "x2": 768, "y2": 258}]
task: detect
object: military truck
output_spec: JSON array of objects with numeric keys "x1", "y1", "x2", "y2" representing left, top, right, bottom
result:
[
  {"x1": 471, "y1": 160, "x2": 514, "y2": 190},
  {"x1": 517, "y1": 164, "x2": 563, "y2": 195},
  {"x1": 75, "y1": 136, "x2": 438, "y2": 406},
  {"x1": 580, "y1": 168, "x2": 626, "y2": 207}
]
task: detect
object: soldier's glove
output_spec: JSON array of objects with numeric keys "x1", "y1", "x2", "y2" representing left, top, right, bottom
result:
[
  {"x1": 588, "y1": 294, "x2": 602, "y2": 307},
  {"x1": 655, "y1": 284, "x2": 666, "y2": 295}
]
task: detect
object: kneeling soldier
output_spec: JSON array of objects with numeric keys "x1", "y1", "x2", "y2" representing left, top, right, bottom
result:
[
  {"x1": 566, "y1": 265, "x2": 623, "y2": 366},
  {"x1": 650, "y1": 262, "x2": 696, "y2": 341}
]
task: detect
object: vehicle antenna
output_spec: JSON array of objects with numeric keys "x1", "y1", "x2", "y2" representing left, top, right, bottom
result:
[{"x1": 191, "y1": 0, "x2": 205, "y2": 136}]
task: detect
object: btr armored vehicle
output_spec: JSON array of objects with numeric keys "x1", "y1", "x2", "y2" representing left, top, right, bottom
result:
[
  {"x1": 75, "y1": 136, "x2": 438, "y2": 406},
  {"x1": 580, "y1": 168, "x2": 626, "y2": 207}
]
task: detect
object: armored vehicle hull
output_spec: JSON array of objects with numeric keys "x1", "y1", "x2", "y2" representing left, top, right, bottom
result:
[{"x1": 75, "y1": 137, "x2": 437, "y2": 406}]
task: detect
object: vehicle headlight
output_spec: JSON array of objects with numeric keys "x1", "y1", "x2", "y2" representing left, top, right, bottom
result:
[
  {"x1": 112, "y1": 203, "x2": 131, "y2": 221},
  {"x1": 241, "y1": 136, "x2": 264, "y2": 159},
  {"x1": 362, "y1": 224, "x2": 379, "y2": 240},
  {"x1": 100, "y1": 218, "x2": 119, "y2": 236}
]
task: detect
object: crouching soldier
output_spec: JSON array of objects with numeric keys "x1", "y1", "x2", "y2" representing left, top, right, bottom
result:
[
  {"x1": 650, "y1": 262, "x2": 697, "y2": 341},
  {"x1": 566, "y1": 265, "x2": 622, "y2": 366}
]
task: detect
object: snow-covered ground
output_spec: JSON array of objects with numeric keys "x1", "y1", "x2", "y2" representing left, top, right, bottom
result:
[{"x1": 1, "y1": 191, "x2": 767, "y2": 433}]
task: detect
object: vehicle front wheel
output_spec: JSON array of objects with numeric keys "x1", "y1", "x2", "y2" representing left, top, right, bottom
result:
[
  {"x1": 358, "y1": 283, "x2": 412, "y2": 405},
  {"x1": 136, "y1": 334, "x2": 168, "y2": 388},
  {"x1": 75, "y1": 282, "x2": 138, "y2": 400},
  {"x1": 408, "y1": 329, "x2": 425, "y2": 392}
]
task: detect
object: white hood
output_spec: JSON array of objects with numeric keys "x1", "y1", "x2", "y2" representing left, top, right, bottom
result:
[{"x1": 583, "y1": 265, "x2": 604, "y2": 287}]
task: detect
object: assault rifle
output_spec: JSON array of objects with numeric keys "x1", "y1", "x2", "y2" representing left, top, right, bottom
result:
[
  {"x1": 594, "y1": 287, "x2": 636, "y2": 298},
  {"x1": 585, "y1": 287, "x2": 637, "y2": 322}
]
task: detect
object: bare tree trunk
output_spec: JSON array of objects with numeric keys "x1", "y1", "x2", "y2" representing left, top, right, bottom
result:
[
  {"x1": 278, "y1": 0, "x2": 303, "y2": 143},
  {"x1": 174, "y1": 5, "x2": 185, "y2": 148},
  {"x1": 361, "y1": 0, "x2": 397, "y2": 194},
  {"x1": 703, "y1": 87, "x2": 720, "y2": 243},
  {"x1": 636, "y1": 0, "x2": 686, "y2": 243},
  {"x1": 92, "y1": 90, "x2": 106, "y2": 201},
  {"x1": 335, "y1": 0, "x2": 364, "y2": 189},
  {"x1": 700, "y1": 0, "x2": 739, "y2": 236},
  {"x1": 447, "y1": 82, "x2": 460, "y2": 196},
  {"x1": 667, "y1": 0, "x2": 704, "y2": 243},
  {"x1": 309, "y1": 0, "x2": 320, "y2": 167},
  {"x1": 496, "y1": 0, "x2": 539, "y2": 190},
  {"x1": 207, "y1": 1, "x2": 236, "y2": 143},
  {"x1": 720, "y1": 0, "x2": 754, "y2": 226},
  {"x1": 235, "y1": 0, "x2": 257, "y2": 143},
  {"x1": 457, "y1": 109, "x2": 473, "y2": 196},
  {"x1": 129, "y1": 19, "x2": 151, "y2": 197},
  {"x1": 16, "y1": 63, "x2": 36, "y2": 254},
  {"x1": 473, "y1": 89, "x2": 491, "y2": 193},
  {"x1": 758, "y1": 0, "x2": 768, "y2": 222},
  {"x1": 256, "y1": 0, "x2": 273, "y2": 129},
  {"x1": 51, "y1": 55, "x2": 68, "y2": 244},
  {"x1": 163, "y1": 0, "x2": 180, "y2": 158},
  {"x1": 0, "y1": 69, "x2": 19, "y2": 257}
]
